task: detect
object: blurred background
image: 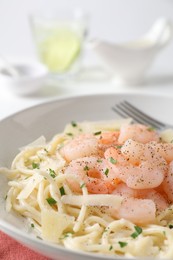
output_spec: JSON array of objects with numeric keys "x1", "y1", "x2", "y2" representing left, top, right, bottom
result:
[
  {"x1": 0, "y1": 0, "x2": 173, "y2": 117},
  {"x1": 0, "y1": 0, "x2": 172, "y2": 65}
]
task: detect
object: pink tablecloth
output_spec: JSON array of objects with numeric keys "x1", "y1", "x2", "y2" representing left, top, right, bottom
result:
[{"x1": 0, "y1": 231, "x2": 50, "y2": 260}]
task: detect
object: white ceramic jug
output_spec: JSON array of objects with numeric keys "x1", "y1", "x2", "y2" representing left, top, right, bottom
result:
[{"x1": 90, "y1": 18, "x2": 173, "y2": 85}]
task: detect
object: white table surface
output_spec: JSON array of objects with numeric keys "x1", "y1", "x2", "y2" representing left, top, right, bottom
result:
[{"x1": 0, "y1": 52, "x2": 173, "y2": 121}]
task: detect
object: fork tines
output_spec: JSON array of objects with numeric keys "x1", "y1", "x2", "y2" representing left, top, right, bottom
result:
[{"x1": 112, "y1": 101, "x2": 166, "y2": 130}]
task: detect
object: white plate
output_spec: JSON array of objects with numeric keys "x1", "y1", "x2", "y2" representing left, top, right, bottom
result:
[{"x1": 0, "y1": 93, "x2": 173, "y2": 260}]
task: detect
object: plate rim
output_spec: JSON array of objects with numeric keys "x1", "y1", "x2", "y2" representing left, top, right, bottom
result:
[{"x1": 1, "y1": 91, "x2": 172, "y2": 124}]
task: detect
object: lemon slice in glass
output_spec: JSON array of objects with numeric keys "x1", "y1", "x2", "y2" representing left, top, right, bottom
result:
[{"x1": 39, "y1": 28, "x2": 81, "y2": 72}]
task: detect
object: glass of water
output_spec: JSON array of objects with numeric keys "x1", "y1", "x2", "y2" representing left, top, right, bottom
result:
[{"x1": 30, "y1": 8, "x2": 88, "y2": 79}]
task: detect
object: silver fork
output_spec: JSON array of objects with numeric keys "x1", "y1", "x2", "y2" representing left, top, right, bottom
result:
[{"x1": 112, "y1": 100, "x2": 172, "y2": 131}]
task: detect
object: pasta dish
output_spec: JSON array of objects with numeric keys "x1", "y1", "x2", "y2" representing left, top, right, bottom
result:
[{"x1": 1, "y1": 119, "x2": 173, "y2": 258}]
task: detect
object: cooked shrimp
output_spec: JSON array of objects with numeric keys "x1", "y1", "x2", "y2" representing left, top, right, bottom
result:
[
  {"x1": 105, "y1": 147, "x2": 128, "y2": 167},
  {"x1": 109, "y1": 183, "x2": 156, "y2": 224},
  {"x1": 112, "y1": 183, "x2": 136, "y2": 198},
  {"x1": 121, "y1": 139, "x2": 168, "y2": 168},
  {"x1": 151, "y1": 142, "x2": 173, "y2": 163},
  {"x1": 61, "y1": 123, "x2": 170, "y2": 224},
  {"x1": 126, "y1": 161, "x2": 165, "y2": 189},
  {"x1": 118, "y1": 124, "x2": 160, "y2": 144},
  {"x1": 143, "y1": 190, "x2": 169, "y2": 212},
  {"x1": 121, "y1": 139, "x2": 145, "y2": 164},
  {"x1": 64, "y1": 157, "x2": 117, "y2": 194},
  {"x1": 109, "y1": 183, "x2": 165, "y2": 223},
  {"x1": 60, "y1": 134, "x2": 99, "y2": 162},
  {"x1": 98, "y1": 131, "x2": 120, "y2": 145},
  {"x1": 121, "y1": 139, "x2": 167, "y2": 165},
  {"x1": 112, "y1": 183, "x2": 168, "y2": 213},
  {"x1": 109, "y1": 197, "x2": 156, "y2": 224},
  {"x1": 104, "y1": 147, "x2": 130, "y2": 183},
  {"x1": 105, "y1": 146, "x2": 166, "y2": 189},
  {"x1": 162, "y1": 161, "x2": 173, "y2": 202},
  {"x1": 97, "y1": 131, "x2": 120, "y2": 157}
]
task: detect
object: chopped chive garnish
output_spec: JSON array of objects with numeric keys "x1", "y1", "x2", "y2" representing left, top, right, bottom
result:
[
  {"x1": 84, "y1": 165, "x2": 89, "y2": 171},
  {"x1": 131, "y1": 232, "x2": 138, "y2": 239},
  {"x1": 147, "y1": 126, "x2": 155, "y2": 131},
  {"x1": 64, "y1": 234, "x2": 70, "y2": 238},
  {"x1": 49, "y1": 168, "x2": 56, "y2": 178},
  {"x1": 97, "y1": 159, "x2": 102, "y2": 163},
  {"x1": 46, "y1": 197, "x2": 57, "y2": 205},
  {"x1": 80, "y1": 183, "x2": 86, "y2": 189},
  {"x1": 131, "y1": 225, "x2": 142, "y2": 239},
  {"x1": 109, "y1": 245, "x2": 113, "y2": 251},
  {"x1": 36, "y1": 236, "x2": 42, "y2": 240},
  {"x1": 116, "y1": 145, "x2": 122, "y2": 149},
  {"x1": 59, "y1": 186, "x2": 65, "y2": 196},
  {"x1": 134, "y1": 225, "x2": 142, "y2": 234},
  {"x1": 169, "y1": 224, "x2": 173, "y2": 229},
  {"x1": 66, "y1": 132, "x2": 73, "y2": 136},
  {"x1": 109, "y1": 157, "x2": 117, "y2": 164},
  {"x1": 94, "y1": 131, "x2": 102, "y2": 135},
  {"x1": 64, "y1": 232, "x2": 73, "y2": 238},
  {"x1": 44, "y1": 148, "x2": 48, "y2": 153},
  {"x1": 104, "y1": 168, "x2": 109, "y2": 177},
  {"x1": 4, "y1": 195, "x2": 7, "y2": 200},
  {"x1": 32, "y1": 162, "x2": 40, "y2": 169},
  {"x1": 59, "y1": 232, "x2": 74, "y2": 240},
  {"x1": 118, "y1": 241, "x2": 128, "y2": 248},
  {"x1": 71, "y1": 121, "x2": 77, "y2": 127},
  {"x1": 31, "y1": 223, "x2": 34, "y2": 228}
]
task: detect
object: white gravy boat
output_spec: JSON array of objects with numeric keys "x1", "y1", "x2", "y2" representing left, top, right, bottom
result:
[{"x1": 89, "y1": 18, "x2": 173, "y2": 85}]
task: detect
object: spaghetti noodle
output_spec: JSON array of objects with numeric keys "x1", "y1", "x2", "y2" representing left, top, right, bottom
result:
[{"x1": 1, "y1": 119, "x2": 173, "y2": 258}]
